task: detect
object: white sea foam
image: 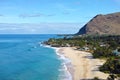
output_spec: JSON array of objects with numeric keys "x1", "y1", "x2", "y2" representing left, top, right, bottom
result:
[
  {"x1": 60, "y1": 63, "x2": 72, "y2": 80},
  {"x1": 41, "y1": 44, "x2": 72, "y2": 80},
  {"x1": 41, "y1": 44, "x2": 52, "y2": 48},
  {"x1": 54, "y1": 48, "x2": 72, "y2": 80}
]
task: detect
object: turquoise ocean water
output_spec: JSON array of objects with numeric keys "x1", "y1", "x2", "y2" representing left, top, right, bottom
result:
[{"x1": 0, "y1": 34, "x2": 71, "y2": 80}]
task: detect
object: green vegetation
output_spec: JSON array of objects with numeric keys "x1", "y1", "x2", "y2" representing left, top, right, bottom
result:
[
  {"x1": 118, "y1": 48, "x2": 120, "y2": 52},
  {"x1": 93, "y1": 47, "x2": 114, "y2": 58},
  {"x1": 44, "y1": 35, "x2": 120, "y2": 78},
  {"x1": 100, "y1": 57, "x2": 120, "y2": 74},
  {"x1": 92, "y1": 77, "x2": 100, "y2": 80},
  {"x1": 107, "y1": 74, "x2": 117, "y2": 80}
]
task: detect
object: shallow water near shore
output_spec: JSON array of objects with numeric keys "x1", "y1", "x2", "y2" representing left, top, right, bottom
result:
[{"x1": 0, "y1": 34, "x2": 70, "y2": 80}]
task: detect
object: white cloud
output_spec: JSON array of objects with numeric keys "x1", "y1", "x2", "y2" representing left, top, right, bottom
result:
[
  {"x1": 0, "y1": 23, "x2": 82, "y2": 34},
  {"x1": 19, "y1": 14, "x2": 43, "y2": 18},
  {"x1": 0, "y1": 27, "x2": 19, "y2": 30},
  {"x1": 0, "y1": 14, "x2": 4, "y2": 17},
  {"x1": 19, "y1": 13, "x2": 55, "y2": 18}
]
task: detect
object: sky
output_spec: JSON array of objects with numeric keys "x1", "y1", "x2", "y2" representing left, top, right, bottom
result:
[{"x1": 0, "y1": 0, "x2": 120, "y2": 34}]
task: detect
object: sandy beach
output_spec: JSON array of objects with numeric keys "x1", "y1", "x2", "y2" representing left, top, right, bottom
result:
[{"x1": 58, "y1": 47, "x2": 109, "y2": 80}]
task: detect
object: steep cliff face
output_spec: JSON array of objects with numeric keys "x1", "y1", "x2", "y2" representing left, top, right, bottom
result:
[{"x1": 77, "y1": 12, "x2": 120, "y2": 35}]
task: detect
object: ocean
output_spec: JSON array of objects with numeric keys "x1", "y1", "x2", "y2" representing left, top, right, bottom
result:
[{"x1": 0, "y1": 34, "x2": 71, "y2": 80}]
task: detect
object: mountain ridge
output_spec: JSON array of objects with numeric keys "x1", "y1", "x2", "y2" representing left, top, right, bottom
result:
[{"x1": 77, "y1": 12, "x2": 120, "y2": 35}]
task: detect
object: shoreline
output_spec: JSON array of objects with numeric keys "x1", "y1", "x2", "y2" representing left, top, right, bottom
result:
[
  {"x1": 55, "y1": 47, "x2": 73, "y2": 80},
  {"x1": 56, "y1": 48, "x2": 73, "y2": 80},
  {"x1": 42, "y1": 44, "x2": 109, "y2": 80},
  {"x1": 42, "y1": 44, "x2": 72, "y2": 80},
  {"x1": 58, "y1": 47, "x2": 109, "y2": 80}
]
